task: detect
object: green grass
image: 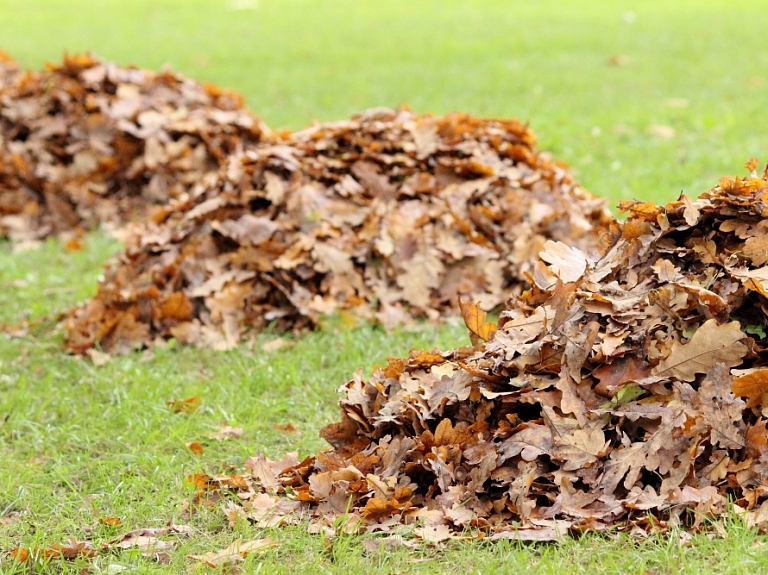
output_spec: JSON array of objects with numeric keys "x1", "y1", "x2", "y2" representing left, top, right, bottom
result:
[{"x1": 3, "y1": 1, "x2": 768, "y2": 572}]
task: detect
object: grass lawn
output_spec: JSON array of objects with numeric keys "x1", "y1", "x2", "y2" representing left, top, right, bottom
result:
[{"x1": 1, "y1": 0, "x2": 768, "y2": 572}]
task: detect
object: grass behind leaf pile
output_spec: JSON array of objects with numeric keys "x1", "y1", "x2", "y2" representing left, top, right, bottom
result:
[{"x1": 2, "y1": 0, "x2": 768, "y2": 572}]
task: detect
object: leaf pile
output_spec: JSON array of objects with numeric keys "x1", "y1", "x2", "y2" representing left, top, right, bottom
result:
[
  {"x1": 208, "y1": 164, "x2": 768, "y2": 540},
  {"x1": 63, "y1": 107, "x2": 612, "y2": 353},
  {"x1": 0, "y1": 53, "x2": 266, "y2": 241}
]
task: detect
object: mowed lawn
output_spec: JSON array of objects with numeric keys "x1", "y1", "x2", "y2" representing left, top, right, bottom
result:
[{"x1": 1, "y1": 1, "x2": 768, "y2": 573}]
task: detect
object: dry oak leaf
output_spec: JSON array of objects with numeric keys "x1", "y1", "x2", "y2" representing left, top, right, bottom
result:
[
  {"x1": 103, "y1": 523, "x2": 193, "y2": 551},
  {"x1": 732, "y1": 368, "x2": 768, "y2": 409},
  {"x1": 458, "y1": 298, "x2": 497, "y2": 343},
  {"x1": 187, "y1": 537, "x2": 279, "y2": 567},
  {"x1": 538, "y1": 240, "x2": 591, "y2": 284},
  {"x1": 10, "y1": 539, "x2": 98, "y2": 562},
  {"x1": 651, "y1": 320, "x2": 748, "y2": 382}
]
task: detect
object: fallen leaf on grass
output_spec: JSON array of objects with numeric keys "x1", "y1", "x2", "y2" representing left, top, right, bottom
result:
[
  {"x1": 168, "y1": 396, "x2": 201, "y2": 414},
  {"x1": 1, "y1": 511, "x2": 20, "y2": 526},
  {"x1": 414, "y1": 524, "x2": 452, "y2": 543},
  {"x1": 261, "y1": 338, "x2": 295, "y2": 352},
  {"x1": 187, "y1": 441, "x2": 205, "y2": 455},
  {"x1": 99, "y1": 516, "x2": 123, "y2": 527},
  {"x1": 86, "y1": 348, "x2": 111, "y2": 366},
  {"x1": 187, "y1": 537, "x2": 278, "y2": 568},
  {"x1": 64, "y1": 238, "x2": 84, "y2": 252},
  {"x1": 10, "y1": 539, "x2": 97, "y2": 562},
  {"x1": 102, "y1": 523, "x2": 192, "y2": 562},
  {"x1": 273, "y1": 423, "x2": 299, "y2": 434},
  {"x1": 209, "y1": 425, "x2": 244, "y2": 440}
]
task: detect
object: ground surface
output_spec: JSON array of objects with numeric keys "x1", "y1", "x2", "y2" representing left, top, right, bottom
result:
[{"x1": 1, "y1": 1, "x2": 768, "y2": 573}]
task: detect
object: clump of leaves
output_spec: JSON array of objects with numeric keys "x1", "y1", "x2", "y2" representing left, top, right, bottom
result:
[
  {"x1": 208, "y1": 162, "x2": 768, "y2": 540},
  {"x1": 0, "y1": 51, "x2": 267, "y2": 242},
  {"x1": 63, "y1": 107, "x2": 612, "y2": 353}
]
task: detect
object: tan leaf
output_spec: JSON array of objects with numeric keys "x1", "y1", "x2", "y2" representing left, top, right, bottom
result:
[
  {"x1": 539, "y1": 240, "x2": 590, "y2": 283},
  {"x1": 187, "y1": 538, "x2": 278, "y2": 567},
  {"x1": 651, "y1": 320, "x2": 748, "y2": 382},
  {"x1": 208, "y1": 425, "x2": 244, "y2": 441}
]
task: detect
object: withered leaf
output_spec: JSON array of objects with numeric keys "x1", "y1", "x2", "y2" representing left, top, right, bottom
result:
[
  {"x1": 187, "y1": 538, "x2": 279, "y2": 568},
  {"x1": 458, "y1": 298, "x2": 497, "y2": 343},
  {"x1": 732, "y1": 368, "x2": 768, "y2": 409},
  {"x1": 651, "y1": 320, "x2": 748, "y2": 382}
]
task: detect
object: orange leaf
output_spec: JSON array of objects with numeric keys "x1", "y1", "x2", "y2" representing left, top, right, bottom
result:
[
  {"x1": 64, "y1": 238, "x2": 84, "y2": 252},
  {"x1": 186, "y1": 441, "x2": 205, "y2": 455},
  {"x1": 159, "y1": 292, "x2": 194, "y2": 322},
  {"x1": 732, "y1": 368, "x2": 768, "y2": 409},
  {"x1": 458, "y1": 298, "x2": 497, "y2": 343},
  {"x1": 99, "y1": 516, "x2": 122, "y2": 527},
  {"x1": 361, "y1": 497, "x2": 407, "y2": 520},
  {"x1": 188, "y1": 473, "x2": 214, "y2": 491}
]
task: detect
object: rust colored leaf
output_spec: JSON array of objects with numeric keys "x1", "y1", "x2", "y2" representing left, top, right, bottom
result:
[
  {"x1": 186, "y1": 441, "x2": 205, "y2": 455},
  {"x1": 188, "y1": 473, "x2": 215, "y2": 491},
  {"x1": 159, "y1": 292, "x2": 194, "y2": 322},
  {"x1": 10, "y1": 539, "x2": 97, "y2": 562},
  {"x1": 63, "y1": 238, "x2": 84, "y2": 252}
]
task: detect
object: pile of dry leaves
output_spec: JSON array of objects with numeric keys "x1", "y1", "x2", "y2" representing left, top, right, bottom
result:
[
  {"x1": 63, "y1": 107, "x2": 612, "y2": 353},
  {"x1": 0, "y1": 53, "x2": 266, "y2": 241},
  {"x1": 204, "y1": 163, "x2": 768, "y2": 541}
]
